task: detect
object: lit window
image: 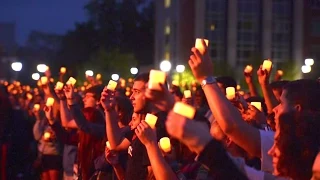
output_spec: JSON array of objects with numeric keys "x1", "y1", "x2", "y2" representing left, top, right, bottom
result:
[
  {"x1": 210, "y1": 24, "x2": 215, "y2": 31},
  {"x1": 165, "y1": 25, "x2": 170, "y2": 35},
  {"x1": 165, "y1": 0, "x2": 171, "y2": 8},
  {"x1": 165, "y1": 52, "x2": 170, "y2": 60}
]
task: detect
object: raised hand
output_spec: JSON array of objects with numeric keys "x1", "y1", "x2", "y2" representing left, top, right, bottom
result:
[
  {"x1": 244, "y1": 70, "x2": 253, "y2": 84},
  {"x1": 55, "y1": 88, "x2": 65, "y2": 100},
  {"x1": 188, "y1": 39, "x2": 213, "y2": 83},
  {"x1": 145, "y1": 83, "x2": 175, "y2": 112},
  {"x1": 100, "y1": 87, "x2": 116, "y2": 111},
  {"x1": 165, "y1": 111, "x2": 212, "y2": 154},
  {"x1": 63, "y1": 84, "x2": 75, "y2": 99},
  {"x1": 257, "y1": 65, "x2": 271, "y2": 86},
  {"x1": 135, "y1": 121, "x2": 157, "y2": 147},
  {"x1": 44, "y1": 106, "x2": 54, "y2": 122}
]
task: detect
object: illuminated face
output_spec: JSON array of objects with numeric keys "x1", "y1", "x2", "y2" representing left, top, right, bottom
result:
[
  {"x1": 83, "y1": 92, "x2": 97, "y2": 108},
  {"x1": 130, "y1": 81, "x2": 147, "y2": 113},
  {"x1": 128, "y1": 113, "x2": 141, "y2": 130},
  {"x1": 312, "y1": 153, "x2": 320, "y2": 180}
]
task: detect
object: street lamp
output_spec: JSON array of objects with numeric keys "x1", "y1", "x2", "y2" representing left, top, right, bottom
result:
[
  {"x1": 301, "y1": 65, "x2": 311, "y2": 74},
  {"x1": 37, "y1": 64, "x2": 47, "y2": 73},
  {"x1": 130, "y1": 67, "x2": 138, "y2": 75},
  {"x1": 111, "y1": 74, "x2": 120, "y2": 81},
  {"x1": 85, "y1": 70, "x2": 94, "y2": 77},
  {"x1": 305, "y1": 58, "x2": 314, "y2": 66},
  {"x1": 11, "y1": 62, "x2": 22, "y2": 72},
  {"x1": 160, "y1": 60, "x2": 171, "y2": 72},
  {"x1": 176, "y1": 65, "x2": 185, "y2": 73},
  {"x1": 32, "y1": 73, "x2": 40, "y2": 80}
]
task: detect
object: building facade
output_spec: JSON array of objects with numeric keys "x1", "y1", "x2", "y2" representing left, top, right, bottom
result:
[{"x1": 155, "y1": 0, "x2": 320, "y2": 79}]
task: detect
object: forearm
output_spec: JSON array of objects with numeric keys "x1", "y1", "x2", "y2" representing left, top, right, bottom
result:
[
  {"x1": 69, "y1": 104, "x2": 105, "y2": 138},
  {"x1": 60, "y1": 100, "x2": 74, "y2": 127},
  {"x1": 202, "y1": 83, "x2": 261, "y2": 157},
  {"x1": 260, "y1": 83, "x2": 279, "y2": 114},
  {"x1": 145, "y1": 142, "x2": 177, "y2": 180},
  {"x1": 203, "y1": 83, "x2": 244, "y2": 134},
  {"x1": 105, "y1": 110, "x2": 124, "y2": 150},
  {"x1": 247, "y1": 82, "x2": 258, "y2": 97}
]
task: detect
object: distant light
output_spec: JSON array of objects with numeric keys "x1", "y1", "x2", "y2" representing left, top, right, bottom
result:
[
  {"x1": 176, "y1": 65, "x2": 185, "y2": 73},
  {"x1": 210, "y1": 24, "x2": 215, "y2": 31},
  {"x1": 130, "y1": 67, "x2": 138, "y2": 75},
  {"x1": 301, "y1": 65, "x2": 311, "y2": 74},
  {"x1": 85, "y1": 70, "x2": 94, "y2": 77},
  {"x1": 32, "y1": 73, "x2": 40, "y2": 80},
  {"x1": 37, "y1": 64, "x2": 47, "y2": 73},
  {"x1": 11, "y1": 62, "x2": 22, "y2": 72},
  {"x1": 111, "y1": 74, "x2": 119, "y2": 81},
  {"x1": 160, "y1": 60, "x2": 171, "y2": 72},
  {"x1": 305, "y1": 58, "x2": 314, "y2": 66}
]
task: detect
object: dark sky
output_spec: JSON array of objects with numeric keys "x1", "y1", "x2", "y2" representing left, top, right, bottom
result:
[{"x1": 0, "y1": 0, "x2": 89, "y2": 45}]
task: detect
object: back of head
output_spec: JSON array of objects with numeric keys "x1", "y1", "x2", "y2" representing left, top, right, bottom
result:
[
  {"x1": 270, "y1": 80, "x2": 290, "y2": 90},
  {"x1": 216, "y1": 76, "x2": 237, "y2": 89},
  {"x1": 277, "y1": 111, "x2": 320, "y2": 179},
  {"x1": 115, "y1": 96, "x2": 133, "y2": 126},
  {"x1": 283, "y1": 79, "x2": 320, "y2": 112},
  {"x1": 85, "y1": 85, "x2": 105, "y2": 101},
  {"x1": 134, "y1": 73, "x2": 150, "y2": 83}
]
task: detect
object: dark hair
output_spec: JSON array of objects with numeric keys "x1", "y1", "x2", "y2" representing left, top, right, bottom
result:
[
  {"x1": 115, "y1": 96, "x2": 133, "y2": 126},
  {"x1": 216, "y1": 76, "x2": 237, "y2": 89},
  {"x1": 134, "y1": 72, "x2": 169, "y2": 90},
  {"x1": 270, "y1": 80, "x2": 290, "y2": 90},
  {"x1": 85, "y1": 85, "x2": 105, "y2": 101},
  {"x1": 134, "y1": 73, "x2": 150, "y2": 83},
  {"x1": 283, "y1": 79, "x2": 320, "y2": 112},
  {"x1": 276, "y1": 111, "x2": 320, "y2": 179}
]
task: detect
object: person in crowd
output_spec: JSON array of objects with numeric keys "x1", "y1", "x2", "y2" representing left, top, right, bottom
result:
[
  {"x1": 101, "y1": 73, "x2": 168, "y2": 180},
  {"x1": 33, "y1": 103, "x2": 61, "y2": 180}
]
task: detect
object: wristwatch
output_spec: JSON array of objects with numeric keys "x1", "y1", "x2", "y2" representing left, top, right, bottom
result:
[{"x1": 201, "y1": 76, "x2": 217, "y2": 88}]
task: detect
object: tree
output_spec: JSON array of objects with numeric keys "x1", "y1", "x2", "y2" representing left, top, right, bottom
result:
[
  {"x1": 84, "y1": 0, "x2": 154, "y2": 65},
  {"x1": 79, "y1": 48, "x2": 138, "y2": 83}
]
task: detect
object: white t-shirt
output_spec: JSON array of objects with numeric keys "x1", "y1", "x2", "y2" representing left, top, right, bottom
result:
[{"x1": 260, "y1": 130, "x2": 275, "y2": 173}]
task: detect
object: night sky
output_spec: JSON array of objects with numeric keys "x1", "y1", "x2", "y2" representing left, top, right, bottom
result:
[{"x1": 0, "y1": 0, "x2": 89, "y2": 45}]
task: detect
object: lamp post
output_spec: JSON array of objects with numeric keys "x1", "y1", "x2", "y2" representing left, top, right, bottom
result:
[
  {"x1": 160, "y1": 60, "x2": 172, "y2": 72},
  {"x1": 176, "y1": 65, "x2": 185, "y2": 85},
  {"x1": 85, "y1": 70, "x2": 94, "y2": 77},
  {"x1": 32, "y1": 73, "x2": 40, "y2": 81},
  {"x1": 111, "y1": 74, "x2": 120, "y2": 81},
  {"x1": 37, "y1": 64, "x2": 47, "y2": 73},
  {"x1": 130, "y1": 67, "x2": 138, "y2": 75},
  {"x1": 301, "y1": 65, "x2": 311, "y2": 74}
]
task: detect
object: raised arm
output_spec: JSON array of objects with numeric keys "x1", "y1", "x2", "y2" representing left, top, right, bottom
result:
[
  {"x1": 244, "y1": 71, "x2": 258, "y2": 97},
  {"x1": 257, "y1": 67, "x2": 279, "y2": 114},
  {"x1": 188, "y1": 43, "x2": 261, "y2": 158},
  {"x1": 136, "y1": 121, "x2": 178, "y2": 180},
  {"x1": 68, "y1": 103, "x2": 105, "y2": 138},
  {"x1": 59, "y1": 99, "x2": 77, "y2": 128},
  {"x1": 101, "y1": 88, "x2": 130, "y2": 151},
  {"x1": 63, "y1": 84, "x2": 105, "y2": 138}
]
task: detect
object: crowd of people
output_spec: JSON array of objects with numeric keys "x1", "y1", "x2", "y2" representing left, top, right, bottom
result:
[{"x1": 1, "y1": 39, "x2": 320, "y2": 180}]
